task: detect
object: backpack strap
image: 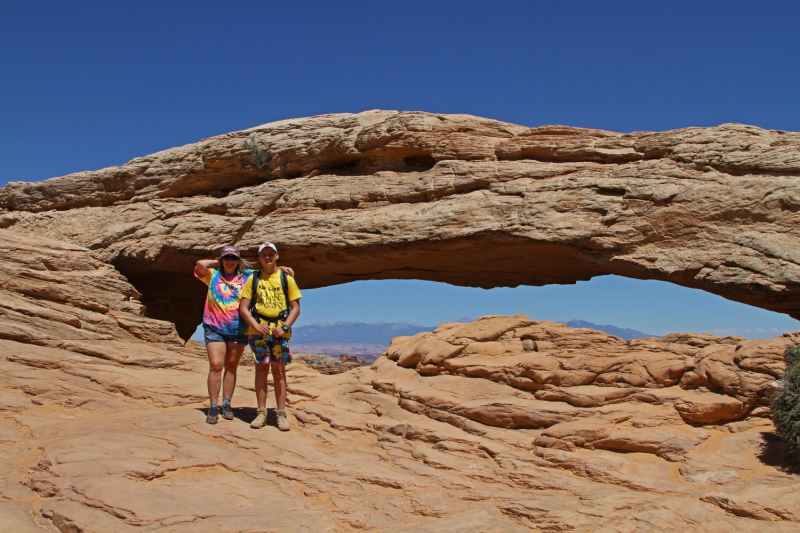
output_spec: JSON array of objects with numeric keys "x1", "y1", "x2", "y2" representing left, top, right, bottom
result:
[
  {"x1": 248, "y1": 270, "x2": 261, "y2": 321},
  {"x1": 278, "y1": 270, "x2": 290, "y2": 321}
]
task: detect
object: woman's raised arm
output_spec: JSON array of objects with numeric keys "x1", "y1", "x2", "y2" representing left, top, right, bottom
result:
[{"x1": 195, "y1": 259, "x2": 219, "y2": 278}]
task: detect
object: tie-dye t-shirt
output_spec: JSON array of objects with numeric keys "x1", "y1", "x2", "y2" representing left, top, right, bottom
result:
[{"x1": 195, "y1": 267, "x2": 253, "y2": 336}]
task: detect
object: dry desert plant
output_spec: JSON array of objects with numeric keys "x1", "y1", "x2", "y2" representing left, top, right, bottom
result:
[
  {"x1": 773, "y1": 344, "x2": 800, "y2": 462},
  {"x1": 242, "y1": 135, "x2": 270, "y2": 168}
]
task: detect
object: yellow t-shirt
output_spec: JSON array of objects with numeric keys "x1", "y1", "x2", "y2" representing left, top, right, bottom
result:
[{"x1": 240, "y1": 270, "x2": 302, "y2": 335}]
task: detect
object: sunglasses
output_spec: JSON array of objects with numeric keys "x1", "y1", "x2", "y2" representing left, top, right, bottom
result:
[{"x1": 221, "y1": 255, "x2": 239, "y2": 261}]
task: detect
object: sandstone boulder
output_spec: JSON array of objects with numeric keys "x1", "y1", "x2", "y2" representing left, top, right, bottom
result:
[{"x1": 384, "y1": 314, "x2": 800, "y2": 415}]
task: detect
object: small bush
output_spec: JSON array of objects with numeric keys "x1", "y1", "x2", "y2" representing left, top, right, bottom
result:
[
  {"x1": 773, "y1": 344, "x2": 800, "y2": 462},
  {"x1": 242, "y1": 136, "x2": 270, "y2": 168}
]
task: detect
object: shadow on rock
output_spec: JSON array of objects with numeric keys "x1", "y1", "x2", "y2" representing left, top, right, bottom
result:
[
  {"x1": 196, "y1": 407, "x2": 278, "y2": 427},
  {"x1": 758, "y1": 432, "x2": 800, "y2": 474}
]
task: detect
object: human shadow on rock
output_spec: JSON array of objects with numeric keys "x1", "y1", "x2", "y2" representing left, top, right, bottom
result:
[
  {"x1": 196, "y1": 407, "x2": 275, "y2": 427},
  {"x1": 197, "y1": 406, "x2": 279, "y2": 427}
]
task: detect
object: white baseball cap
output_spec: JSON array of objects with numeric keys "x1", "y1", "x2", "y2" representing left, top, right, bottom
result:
[{"x1": 258, "y1": 242, "x2": 278, "y2": 253}]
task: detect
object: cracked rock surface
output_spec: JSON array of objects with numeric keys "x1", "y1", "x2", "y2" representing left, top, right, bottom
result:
[
  {"x1": 1, "y1": 111, "x2": 799, "y2": 338},
  {"x1": 1, "y1": 229, "x2": 799, "y2": 531}
]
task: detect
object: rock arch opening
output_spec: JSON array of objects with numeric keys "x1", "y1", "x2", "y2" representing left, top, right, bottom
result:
[
  {"x1": 115, "y1": 234, "x2": 800, "y2": 342},
  {"x1": 115, "y1": 238, "x2": 608, "y2": 340}
]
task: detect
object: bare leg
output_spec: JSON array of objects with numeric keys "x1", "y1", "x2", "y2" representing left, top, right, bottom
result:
[
  {"x1": 206, "y1": 342, "x2": 226, "y2": 404},
  {"x1": 255, "y1": 364, "x2": 270, "y2": 408},
  {"x1": 270, "y1": 361, "x2": 287, "y2": 409},
  {"x1": 221, "y1": 343, "x2": 245, "y2": 401}
]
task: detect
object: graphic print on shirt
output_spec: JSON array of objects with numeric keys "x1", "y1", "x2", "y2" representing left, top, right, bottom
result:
[
  {"x1": 256, "y1": 283, "x2": 287, "y2": 314},
  {"x1": 195, "y1": 267, "x2": 253, "y2": 336}
]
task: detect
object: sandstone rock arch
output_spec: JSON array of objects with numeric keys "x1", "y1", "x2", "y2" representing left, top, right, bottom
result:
[{"x1": 2, "y1": 110, "x2": 799, "y2": 339}]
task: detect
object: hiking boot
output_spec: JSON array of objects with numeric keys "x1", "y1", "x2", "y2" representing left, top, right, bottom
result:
[
  {"x1": 221, "y1": 404, "x2": 234, "y2": 420},
  {"x1": 277, "y1": 409, "x2": 290, "y2": 432},
  {"x1": 206, "y1": 405, "x2": 219, "y2": 425},
  {"x1": 250, "y1": 408, "x2": 268, "y2": 429}
]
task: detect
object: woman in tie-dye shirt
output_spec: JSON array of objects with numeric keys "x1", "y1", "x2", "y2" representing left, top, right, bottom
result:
[{"x1": 195, "y1": 245, "x2": 292, "y2": 424}]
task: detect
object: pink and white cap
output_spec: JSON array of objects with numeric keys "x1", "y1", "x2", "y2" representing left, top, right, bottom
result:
[
  {"x1": 220, "y1": 245, "x2": 241, "y2": 258},
  {"x1": 258, "y1": 242, "x2": 278, "y2": 254}
]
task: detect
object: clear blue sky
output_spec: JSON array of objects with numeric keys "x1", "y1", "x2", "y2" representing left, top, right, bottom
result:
[{"x1": 3, "y1": 1, "x2": 800, "y2": 338}]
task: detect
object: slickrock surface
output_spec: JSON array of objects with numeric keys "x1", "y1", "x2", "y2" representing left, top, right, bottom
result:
[
  {"x1": 2, "y1": 320, "x2": 800, "y2": 531},
  {"x1": 2, "y1": 111, "x2": 800, "y2": 338},
  {"x1": 1, "y1": 229, "x2": 799, "y2": 531}
]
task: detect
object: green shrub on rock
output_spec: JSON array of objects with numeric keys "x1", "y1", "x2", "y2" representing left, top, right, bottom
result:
[
  {"x1": 773, "y1": 344, "x2": 800, "y2": 462},
  {"x1": 242, "y1": 136, "x2": 270, "y2": 168}
]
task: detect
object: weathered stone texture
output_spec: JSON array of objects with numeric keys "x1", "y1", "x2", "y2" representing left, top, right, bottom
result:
[
  {"x1": 0, "y1": 229, "x2": 183, "y2": 350},
  {"x1": 1, "y1": 111, "x2": 799, "y2": 339}
]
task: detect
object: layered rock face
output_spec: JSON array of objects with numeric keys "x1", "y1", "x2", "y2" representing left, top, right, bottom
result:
[
  {"x1": 1, "y1": 111, "x2": 799, "y2": 338},
  {"x1": 0, "y1": 229, "x2": 798, "y2": 531},
  {"x1": 0, "y1": 229, "x2": 183, "y2": 351}
]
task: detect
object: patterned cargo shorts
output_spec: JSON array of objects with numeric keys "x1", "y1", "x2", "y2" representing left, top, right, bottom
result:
[{"x1": 248, "y1": 334, "x2": 292, "y2": 365}]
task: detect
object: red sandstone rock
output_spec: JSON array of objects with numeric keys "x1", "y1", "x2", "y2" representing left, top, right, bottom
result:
[
  {"x1": 339, "y1": 353, "x2": 367, "y2": 365},
  {"x1": 0, "y1": 229, "x2": 182, "y2": 351},
  {"x1": 1, "y1": 112, "x2": 799, "y2": 339},
  {"x1": 384, "y1": 314, "x2": 799, "y2": 416},
  {"x1": 294, "y1": 352, "x2": 361, "y2": 374}
]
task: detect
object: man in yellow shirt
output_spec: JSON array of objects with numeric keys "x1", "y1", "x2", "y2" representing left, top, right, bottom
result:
[{"x1": 239, "y1": 242, "x2": 301, "y2": 431}]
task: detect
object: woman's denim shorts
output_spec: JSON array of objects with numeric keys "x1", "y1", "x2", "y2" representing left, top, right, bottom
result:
[{"x1": 203, "y1": 324, "x2": 248, "y2": 345}]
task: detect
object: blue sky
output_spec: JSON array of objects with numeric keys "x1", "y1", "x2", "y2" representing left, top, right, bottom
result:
[{"x1": 3, "y1": 1, "x2": 800, "y2": 338}]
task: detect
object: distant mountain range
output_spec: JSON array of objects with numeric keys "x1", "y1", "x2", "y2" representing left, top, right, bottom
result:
[
  {"x1": 566, "y1": 319, "x2": 653, "y2": 340},
  {"x1": 292, "y1": 321, "x2": 434, "y2": 344}
]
